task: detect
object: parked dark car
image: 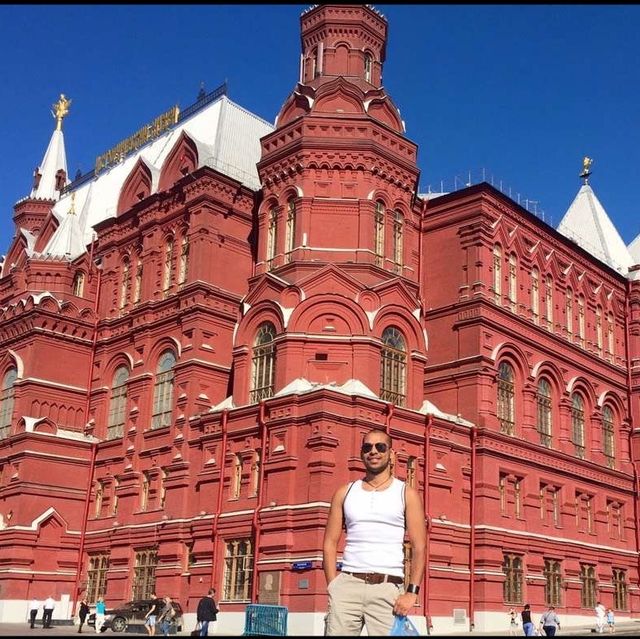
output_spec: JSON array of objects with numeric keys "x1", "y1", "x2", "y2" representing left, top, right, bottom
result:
[{"x1": 88, "y1": 599, "x2": 183, "y2": 633}]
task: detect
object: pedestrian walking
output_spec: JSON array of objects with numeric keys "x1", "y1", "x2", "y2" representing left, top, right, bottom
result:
[
  {"x1": 509, "y1": 607, "x2": 519, "y2": 636},
  {"x1": 28, "y1": 598, "x2": 41, "y2": 629},
  {"x1": 144, "y1": 592, "x2": 163, "y2": 636},
  {"x1": 157, "y1": 596, "x2": 176, "y2": 637},
  {"x1": 94, "y1": 597, "x2": 106, "y2": 634},
  {"x1": 606, "y1": 608, "x2": 615, "y2": 633},
  {"x1": 43, "y1": 596, "x2": 55, "y2": 629},
  {"x1": 196, "y1": 588, "x2": 218, "y2": 636},
  {"x1": 595, "y1": 601, "x2": 607, "y2": 633},
  {"x1": 539, "y1": 605, "x2": 560, "y2": 637},
  {"x1": 77, "y1": 595, "x2": 90, "y2": 633},
  {"x1": 322, "y1": 428, "x2": 427, "y2": 636},
  {"x1": 521, "y1": 604, "x2": 534, "y2": 637}
]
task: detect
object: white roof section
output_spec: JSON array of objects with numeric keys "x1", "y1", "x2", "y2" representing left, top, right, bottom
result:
[
  {"x1": 30, "y1": 128, "x2": 68, "y2": 200},
  {"x1": 42, "y1": 94, "x2": 274, "y2": 259},
  {"x1": 628, "y1": 233, "x2": 640, "y2": 265},
  {"x1": 556, "y1": 184, "x2": 635, "y2": 276}
]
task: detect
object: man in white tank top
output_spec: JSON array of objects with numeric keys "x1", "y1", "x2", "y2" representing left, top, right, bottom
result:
[{"x1": 323, "y1": 428, "x2": 426, "y2": 635}]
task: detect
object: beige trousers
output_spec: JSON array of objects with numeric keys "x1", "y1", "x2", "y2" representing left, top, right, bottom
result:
[{"x1": 325, "y1": 572, "x2": 403, "y2": 636}]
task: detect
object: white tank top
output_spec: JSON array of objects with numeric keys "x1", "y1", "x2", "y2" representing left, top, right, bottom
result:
[{"x1": 341, "y1": 477, "x2": 405, "y2": 577}]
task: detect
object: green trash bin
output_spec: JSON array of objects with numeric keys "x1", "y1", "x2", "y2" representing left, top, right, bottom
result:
[{"x1": 243, "y1": 604, "x2": 288, "y2": 636}]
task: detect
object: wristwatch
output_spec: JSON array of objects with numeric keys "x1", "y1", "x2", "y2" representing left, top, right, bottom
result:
[{"x1": 406, "y1": 584, "x2": 420, "y2": 595}]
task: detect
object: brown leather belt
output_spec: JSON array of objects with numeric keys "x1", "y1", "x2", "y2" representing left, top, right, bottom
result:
[{"x1": 342, "y1": 571, "x2": 404, "y2": 585}]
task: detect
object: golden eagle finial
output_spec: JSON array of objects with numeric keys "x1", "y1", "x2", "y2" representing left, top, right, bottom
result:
[
  {"x1": 52, "y1": 94, "x2": 72, "y2": 131},
  {"x1": 580, "y1": 156, "x2": 593, "y2": 183}
]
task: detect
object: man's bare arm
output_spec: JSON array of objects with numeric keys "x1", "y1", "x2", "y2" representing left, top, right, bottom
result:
[{"x1": 322, "y1": 484, "x2": 349, "y2": 585}]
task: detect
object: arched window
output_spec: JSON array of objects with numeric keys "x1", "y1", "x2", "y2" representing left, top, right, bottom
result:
[
  {"x1": 163, "y1": 237, "x2": 174, "y2": 294},
  {"x1": 179, "y1": 236, "x2": 189, "y2": 286},
  {"x1": 285, "y1": 198, "x2": 296, "y2": 263},
  {"x1": 565, "y1": 287, "x2": 573, "y2": 336},
  {"x1": 134, "y1": 258, "x2": 143, "y2": 304},
  {"x1": 72, "y1": 271, "x2": 85, "y2": 297},
  {"x1": 497, "y1": 362, "x2": 515, "y2": 435},
  {"x1": 531, "y1": 267, "x2": 539, "y2": 324},
  {"x1": 107, "y1": 366, "x2": 129, "y2": 439},
  {"x1": 508, "y1": 254, "x2": 517, "y2": 311},
  {"x1": 364, "y1": 52, "x2": 373, "y2": 82},
  {"x1": 493, "y1": 244, "x2": 502, "y2": 304},
  {"x1": 571, "y1": 393, "x2": 585, "y2": 459},
  {"x1": 380, "y1": 327, "x2": 407, "y2": 407},
  {"x1": 231, "y1": 454, "x2": 242, "y2": 499},
  {"x1": 392, "y1": 210, "x2": 404, "y2": 274},
  {"x1": 602, "y1": 405, "x2": 615, "y2": 469},
  {"x1": 151, "y1": 351, "x2": 176, "y2": 429},
  {"x1": 120, "y1": 258, "x2": 131, "y2": 309},
  {"x1": 595, "y1": 305, "x2": 603, "y2": 355},
  {"x1": 251, "y1": 323, "x2": 276, "y2": 403},
  {"x1": 267, "y1": 207, "x2": 278, "y2": 270},
  {"x1": 503, "y1": 553, "x2": 523, "y2": 604},
  {"x1": 0, "y1": 368, "x2": 17, "y2": 439},
  {"x1": 607, "y1": 312, "x2": 615, "y2": 359},
  {"x1": 374, "y1": 201, "x2": 385, "y2": 267},
  {"x1": 545, "y1": 275, "x2": 553, "y2": 330},
  {"x1": 536, "y1": 378, "x2": 552, "y2": 447},
  {"x1": 578, "y1": 294, "x2": 585, "y2": 346}
]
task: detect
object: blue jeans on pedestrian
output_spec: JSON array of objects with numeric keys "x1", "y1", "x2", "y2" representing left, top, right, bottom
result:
[
  {"x1": 523, "y1": 621, "x2": 534, "y2": 636},
  {"x1": 161, "y1": 619, "x2": 171, "y2": 636},
  {"x1": 199, "y1": 620, "x2": 210, "y2": 636}
]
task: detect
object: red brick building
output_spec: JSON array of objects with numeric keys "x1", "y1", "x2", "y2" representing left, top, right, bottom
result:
[{"x1": 1, "y1": 4, "x2": 640, "y2": 634}]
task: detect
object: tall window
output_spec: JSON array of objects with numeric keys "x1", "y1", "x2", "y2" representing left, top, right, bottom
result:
[
  {"x1": 134, "y1": 258, "x2": 143, "y2": 304},
  {"x1": 120, "y1": 258, "x2": 131, "y2": 309},
  {"x1": 151, "y1": 351, "x2": 176, "y2": 429},
  {"x1": 0, "y1": 368, "x2": 17, "y2": 439},
  {"x1": 571, "y1": 393, "x2": 585, "y2": 459},
  {"x1": 613, "y1": 569, "x2": 628, "y2": 610},
  {"x1": 132, "y1": 549, "x2": 158, "y2": 600},
  {"x1": 140, "y1": 471, "x2": 150, "y2": 512},
  {"x1": 566, "y1": 287, "x2": 573, "y2": 336},
  {"x1": 545, "y1": 275, "x2": 553, "y2": 330},
  {"x1": 223, "y1": 539, "x2": 253, "y2": 601},
  {"x1": 72, "y1": 271, "x2": 85, "y2": 296},
  {"x1": 602, "y1": 405, "x2": 615, "y2": 469},
  {"x1": 540, "y1": 484, "x2": 560, "y2": 527},
  {"x1": 162, "y1": 237, "x2": 174, "y2": 293},
  {"x1": 107, "y1": 366, "x2": 129, "y2": 439},
  {"x1": 578, "y1": 294, "x2": 585, "y2": 346},
  {"x1": 250, "y1": 451, "x2": 260, "y2": 497},
  {"x1": 267, "y1": 207, "x2": 278, "y2": 270},
  {"x1": 607, "y1": 500, "x2": 623, "y2": 540},
  {"x1": 86, "y1": 554, "x2": 109, "y2": 604},
  {"x1": 380, "y1": 327, "x2": 407, "y2": 407},
  {"x1": 493, "y1": 244, "x2": 502, "y2": 304},
  {"x1": 596, "y1": 305, "x2": 603, "y2": 355},
  {"x1": 406, "y1": 456, "x2": 416, "y2": 488},
  {"x1": 499, "y1": 473, "x2": 522, "y2": 518},
  {"x1": 285, "y1": 198, "x2": 296, "y2": 262},
  {"x1": 607, "y1": 312, "x2": 615, "y2": 359},
  {"x1": 250, "y1": 322, "x2": 276, "y2": 403},
  {"x1": 580, "y1": 564, "x2": 597, "y2": 608},
  {"x1": 364, "y1": 52, "x2": 373, "y2": 82},
  {"x1": 231, "y1": 454, "x2": 242, "y2": 499},
  {"x1": 503, "y1": 554, "x2": 523, "y2": 604},
  {"x1": 497, "y1": 362, "x2": 515, "y2": 435},
  {"x1": 374, "y1": 201, "x2": 385, "y2": 267},
  {"x1": 536, "y1": 378, "x2": 552, "y2": 447},
  {"x1": 94, "y1": 480, "x2": 104, "y2": 517},
  {"x1": 179, "y1": 236, "x2": 189, "y2": 285},
  {"x1": 392, "y1": 210, "x2": 404, "y2": 274},
  {"x1": 543, "y1": 559, "x2": 562, "y2": 606},
  {"x1": 576, "y1": 492, "x2": 593, "y2": 533},
  {"x1": 508, "y1": 254, "x2": 517, "y2": 311},
  {"x1": 531, "y1": 267, "x2": 539, "y2": 324}
]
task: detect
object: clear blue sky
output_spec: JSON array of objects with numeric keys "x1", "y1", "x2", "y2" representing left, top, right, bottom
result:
[{"x1": 1, "y1": 4, "x2": 639, "y2": 253}]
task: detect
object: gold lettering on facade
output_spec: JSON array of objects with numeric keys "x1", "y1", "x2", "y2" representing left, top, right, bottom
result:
[{"x1": 95, "y1": 105, "x2": 180, "y2": 173}]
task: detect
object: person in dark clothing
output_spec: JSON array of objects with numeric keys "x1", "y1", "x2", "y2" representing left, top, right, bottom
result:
[
  {"x1": 77, "y1": 596, "x2": 90, "y2": 633},
  {"x1": 196, "y1": 589, "x2": 218, "y2": 636},
  {"x1": 521, "y1": 604, "x2": 534, "y2": 636}
]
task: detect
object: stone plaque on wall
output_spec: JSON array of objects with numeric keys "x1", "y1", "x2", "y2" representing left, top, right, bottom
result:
[{"x1": 258, "y1": 570, "x2": 281, "y2": 605}]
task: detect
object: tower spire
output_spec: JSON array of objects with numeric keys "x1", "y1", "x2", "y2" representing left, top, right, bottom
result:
[{"x1": 580, "y1": 156, "x2": 593, "y2": 184}]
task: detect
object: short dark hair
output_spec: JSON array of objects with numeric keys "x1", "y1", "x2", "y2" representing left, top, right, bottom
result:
[
  {"x1": 362, "y1": 428, "x2": 392, "y2": 447},
  {"x1": 208, "y1": 588, "x2": 215, "y2": 595}
]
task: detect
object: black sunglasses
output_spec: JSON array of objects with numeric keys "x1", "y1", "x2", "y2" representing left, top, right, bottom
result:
[{"x1": 361, "y1": 442, "x2": 389, "y2": 454}]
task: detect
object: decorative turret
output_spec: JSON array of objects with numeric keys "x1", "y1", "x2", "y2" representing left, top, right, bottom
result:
[{"x1": 13, "y1": 94, "x2": 71, "y2": 236}]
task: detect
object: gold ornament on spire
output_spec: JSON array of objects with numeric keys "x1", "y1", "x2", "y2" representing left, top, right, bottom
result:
[
  {"x1": 52, "y1": 94, "x2": 72, "y2": 131},
  {"x1": 580, "y1": 156, "x2": 593, "y2": 183},
  {"x1": 68, "y1": 191, "x2": 76, "y2": 215}
]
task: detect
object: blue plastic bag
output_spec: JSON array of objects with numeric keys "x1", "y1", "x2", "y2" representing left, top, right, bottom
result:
[{"x1": 390, "y1": 615, "x2": 420, "y2": 636}]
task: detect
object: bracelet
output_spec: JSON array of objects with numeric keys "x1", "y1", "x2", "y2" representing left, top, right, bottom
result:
[{"x1": 406, "y1": 584, "x2": 420, "y2": 595}]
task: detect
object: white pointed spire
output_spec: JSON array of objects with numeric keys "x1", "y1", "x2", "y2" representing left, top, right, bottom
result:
[
  {"x1": 628, "y1": 233, "x2": 640, "y2": 266},
  {"x1": 30, "y1": 94, "x2": 71, "y2": 200},
  {"x1": 556, "y1": 159, "x2": 634, "y2": 274},
  {"x1": 44, "y1": 192, "x2": 87, "y2": 259}
]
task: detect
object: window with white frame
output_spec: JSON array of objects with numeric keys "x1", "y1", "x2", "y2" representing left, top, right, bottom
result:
[
  {"x1": 132, "y1": 548, "x2": 158, "y2": 600},
  {"x1": 531, "y1": 267, "x2": 539, "y2": 324},
  {"x1": 0, "y1": 368, "x2": 17, "y2": 439},
  {"x1": 602, "y1": 405, "x2": 615, "y2": 469},
  {"x1": 392, "y1": 210, "x2": 404, "y2": 274},
  {"x1": 285, "y1": 198, "x2": 296, "y2": 262},
  {"x1": 223, "y1": 539, "x2": 253, "y2": 601},
  {"x1": 151, "y1": 351, "x2": 176, "y2": 429},
  {"x1": 107, "y1": 366, "x2": 129, "y2": 439},
  {"x1": 374, "y1": 201, "x2": 385, "y2": 267},
  {"x1": 250, "y1": 323, "x2": 276, "y2": 403},
  {"x1": 545, "y1": 274, "x2": 553, "y2": 330},
  {"x1": 267, "y1": 207, "x2": 278, "y2": 270},
  {"x1": 497, "y1": 362, "x2": 515, "y2": 435},
  {"x1": 508, "y1": 254, "x2": 517, "y2": 311},
  {"x1": 380, "y1": 327, "x2": 407, "y2": 407},
  {"x1": 571, "y1": 393, "x2": 585, "y2": 459},
  {"x1": 536, "y1": 378, "x2": 552, "y2": 447},
  {"x1": 493, "y1": 244, "x2": 502, "y2": 303}
]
